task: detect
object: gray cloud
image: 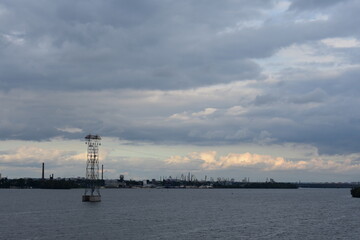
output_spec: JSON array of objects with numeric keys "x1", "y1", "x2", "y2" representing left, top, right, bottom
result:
[
  {"x1": 6, "y1": 0, "x2": 360, "y2": 91},
  {"x1": 0, "y1": 0, "x2": 278, "y2": 91},
  {"x1": 0, "y1": 0, "x2": 360, "y2": 157},
  {"x1": 289, "y1": 0, "x2": 348, "y2": 11}
]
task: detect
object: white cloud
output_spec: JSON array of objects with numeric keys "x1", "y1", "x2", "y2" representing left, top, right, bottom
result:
[
  {"x1": 217, "y1": 20, "x2": 264, "y2": 35},
  {"x1": 191, "y1": 108, "x2": 217, "y2": 117},
  {"x1": 169, "y1": 107, "x2": 217, "y2": 121},
  {"x1": 226, "y1": 106, "x2": 247, "y2": 116},
  {"x1": 0, "y1": 138, "x2": 110, "y2": 165},
  {"x1": 322, "y1": 37, "x2": 360, "y2": 48},
  {"x1": 56, "y1": 127, "x2": 83, "y2": 133},
  {"x1": 295, "y1": 14, "x2": 329, "y2": 23},
  {"x1": 276, "y1": 43, "x2": 338, "y2": 64},
  {"x1": 165, "y1": 155, "x2": 191, "y2": 164},
  {"x1": 166, "y1": 151, "x2": 301, "y2": 171},
  {"x1": 2, "y1": 33, "x2": 25, "y2": 46},
  {"x1": 165, "y1": 151, "x2": 360, "y2": 173},
  {"x1": 0, "y1": 146, "x2": 83, "y2": 164},
  {"x1": 255, "y1": 42, "x2": 344, "y2": 74}
]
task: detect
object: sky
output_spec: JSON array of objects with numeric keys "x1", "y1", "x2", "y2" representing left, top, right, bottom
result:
[{"x1": 1, "y1": 0, "x2": 360, "y2": 182}]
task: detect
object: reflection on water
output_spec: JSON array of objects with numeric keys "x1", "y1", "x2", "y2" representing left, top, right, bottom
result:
[{"x1": 0, "y1": 188, "x2": 359, "y2": 239}]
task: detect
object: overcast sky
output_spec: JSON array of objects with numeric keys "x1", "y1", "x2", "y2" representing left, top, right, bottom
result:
[{"x1": 1, "y1": 0, "x2": 360, "y2": 181}]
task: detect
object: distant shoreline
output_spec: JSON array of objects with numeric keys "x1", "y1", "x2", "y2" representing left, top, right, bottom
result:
[{"x1": 1, "y1": 177, "x2": 359, "y2": 189}]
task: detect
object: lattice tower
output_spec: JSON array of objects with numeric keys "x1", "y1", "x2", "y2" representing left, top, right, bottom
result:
[{"x1": 84, "y1": 134, "x2": 101, "y2": 197}]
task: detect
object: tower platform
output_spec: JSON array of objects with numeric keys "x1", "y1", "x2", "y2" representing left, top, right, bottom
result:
[{"x1": 82, "y1": 195, "x2": 101, "y2": 202}]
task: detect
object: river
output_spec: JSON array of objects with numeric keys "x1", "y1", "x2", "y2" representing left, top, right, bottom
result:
[{"x1": 0, "y1": 188, "x2": 359, "y2": 239}]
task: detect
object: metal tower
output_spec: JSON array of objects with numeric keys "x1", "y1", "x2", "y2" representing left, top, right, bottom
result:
[{"x1": 82, "y1": 134, "x2": 101, "y2": 202}]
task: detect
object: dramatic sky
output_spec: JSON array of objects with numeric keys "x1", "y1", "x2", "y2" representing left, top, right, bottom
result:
[{"x1": 1, "y1": 0, "x2": 360, "y2": 182}]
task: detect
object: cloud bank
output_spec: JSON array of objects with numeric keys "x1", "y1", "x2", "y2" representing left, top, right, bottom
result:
[
  {"x1": 166, "y1": 151, "x2": 360, "y2": 173},
  {"x1": 1, "y1": 0, "x2": 360, "y2": 179}
]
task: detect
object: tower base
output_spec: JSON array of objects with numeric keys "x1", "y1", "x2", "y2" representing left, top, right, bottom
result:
[{"x1": 82, "y1": 195, "x2": 101, "y2": 202}]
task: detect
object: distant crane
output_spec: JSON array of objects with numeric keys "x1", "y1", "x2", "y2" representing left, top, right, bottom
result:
[{"x1": 82, "y1": 134, "x2": 101, "y2": 202}]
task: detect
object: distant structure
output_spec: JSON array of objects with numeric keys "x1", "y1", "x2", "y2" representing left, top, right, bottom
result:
[
  {"x1": 101, "y1": 164, "x2": 104, "y2": 180},
  {"x1": 42, "y1": 163, "x2": 45, "y2": 180},
  {"x1": 82, "y1": 134, "x2": 102, "y2": 202}
]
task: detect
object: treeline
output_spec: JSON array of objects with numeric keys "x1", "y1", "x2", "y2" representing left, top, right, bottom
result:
[
  {"x1": 0, "y1": 178, "x2": 104, "y2": 189},
  {"x1": 212, "y1": 182, "x2": 298, "y2": 189}
]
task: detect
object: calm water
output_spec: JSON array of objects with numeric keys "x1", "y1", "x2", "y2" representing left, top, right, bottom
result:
[{"x1": 0, "y1": 188, "x2": 359, "y2": 239}]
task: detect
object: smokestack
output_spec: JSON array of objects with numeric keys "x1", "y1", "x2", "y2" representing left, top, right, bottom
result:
[
  {"x1": 42, "y1": 162, "x2": 45, "y2": 180},
  {"x1": 101, "y1": 164, "x2": 104, "y2": 180}
]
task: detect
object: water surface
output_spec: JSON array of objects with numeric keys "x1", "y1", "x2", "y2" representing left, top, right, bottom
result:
[{"x1": 0, "y1": 188, "x2": 359, "y2": 239}]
